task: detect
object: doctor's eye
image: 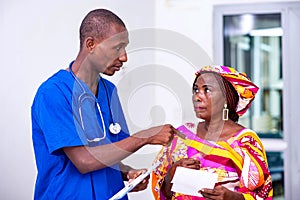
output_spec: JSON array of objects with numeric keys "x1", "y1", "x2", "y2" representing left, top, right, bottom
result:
[{"x1": 116, "y1": 44, "x2": 126, "y2": 52}]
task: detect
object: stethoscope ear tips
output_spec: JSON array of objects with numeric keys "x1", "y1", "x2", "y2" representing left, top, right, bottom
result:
[{"x1": 109, "y1": 123, "x2": 121, "y2": 134}]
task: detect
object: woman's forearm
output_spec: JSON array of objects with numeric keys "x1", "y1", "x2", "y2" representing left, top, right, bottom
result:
[{"x1": 161, "y1": 173, "x2": 174, "y2": 199}]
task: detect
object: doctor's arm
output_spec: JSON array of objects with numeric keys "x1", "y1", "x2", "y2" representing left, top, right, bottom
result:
[{"x1": 63, "y1": 124, "x2": 175, "y2": 174}]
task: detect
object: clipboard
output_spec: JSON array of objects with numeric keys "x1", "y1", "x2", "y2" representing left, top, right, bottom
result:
[{"x1": 109, "y1": 161, "x2": 161, "y2": 200}]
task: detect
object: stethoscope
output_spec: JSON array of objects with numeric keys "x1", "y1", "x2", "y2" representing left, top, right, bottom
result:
[{"x1": 69, "y1": 63, "x2": 121, "y2": 142}]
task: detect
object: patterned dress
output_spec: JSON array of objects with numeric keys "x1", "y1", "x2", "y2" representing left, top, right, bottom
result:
[{"x1": 152, "y1": 123, "x2": 273, "y2": 200}]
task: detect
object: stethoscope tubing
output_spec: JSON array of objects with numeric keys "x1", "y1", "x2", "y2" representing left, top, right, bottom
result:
[{"x1": 69, "y1": 63, "x2": 120, "y2": 142}]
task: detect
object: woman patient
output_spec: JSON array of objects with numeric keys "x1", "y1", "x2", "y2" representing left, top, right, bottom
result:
[{"x1": 152, "y1": 65, "x2": 273, "y2": 200}]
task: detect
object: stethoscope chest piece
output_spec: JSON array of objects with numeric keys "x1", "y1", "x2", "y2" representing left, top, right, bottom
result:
[{"x1": 109, "y1": 123, "x2": 121, "y2": 134}]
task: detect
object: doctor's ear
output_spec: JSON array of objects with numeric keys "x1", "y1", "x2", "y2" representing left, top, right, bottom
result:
[{"x1": 85, "y1": 37, "x2": 96, "y2": 53}]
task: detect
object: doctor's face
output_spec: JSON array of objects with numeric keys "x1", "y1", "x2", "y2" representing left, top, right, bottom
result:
[{"x1": 91, "y1": 24, "x2": 129, "y2": 76}]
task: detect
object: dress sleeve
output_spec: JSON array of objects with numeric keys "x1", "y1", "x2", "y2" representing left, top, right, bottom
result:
[
  {"x1": 152, "y1": 136, "x2": 185, "y2": 200},
  {"x1": 235, "y1": 131, "x2": 273, "y2": 200},
  {"x1": 151, "y1": 146, "x2": 172, "y2": 200}
]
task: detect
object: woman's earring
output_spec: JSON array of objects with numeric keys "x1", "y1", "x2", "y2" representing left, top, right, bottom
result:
[{"x1": 223, "y1": 103, "x2": 229, "y2": 121}]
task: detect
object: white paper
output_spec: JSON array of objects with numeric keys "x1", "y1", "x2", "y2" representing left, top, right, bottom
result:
[{"x1": 171, "y1": 167, "x2": 218, "y2": 197}]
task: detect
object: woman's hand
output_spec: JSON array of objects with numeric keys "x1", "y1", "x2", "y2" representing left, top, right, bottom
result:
[
  {"x1": 199, "y1": 185, "x2": 245, "y2": 200},
  {"x1": 174, "y1": 158, "x2": 201, "y2": 169},
  {"x1": 168, "y1": 158, "x2": 201, "y2": 180},
  {"x1": 161, "y1": 158, "x2": 201, "y2": 199},
  {"x1": 127, "y1": 168, "x2": 149, "y2": 192}
]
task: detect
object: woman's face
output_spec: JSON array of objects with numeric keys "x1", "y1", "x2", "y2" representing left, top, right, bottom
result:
[{"x1": 192, "y1": 73, "x2": 225, "y2": 121}]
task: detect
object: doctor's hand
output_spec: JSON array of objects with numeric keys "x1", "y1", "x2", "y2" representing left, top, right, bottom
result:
[
  {"x1": 135, "y1": 124, "x2": 176, "y2": 146},
  {"x1": 127, "y1": 168, "x2": 149, "y2": 192}
]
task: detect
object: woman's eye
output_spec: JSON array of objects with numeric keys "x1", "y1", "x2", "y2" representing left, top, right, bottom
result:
[
  {"x1": 193, "y1": 87, "x2": 199, "y2": 94},
  {"x1": 204, "y1": 87, "x2": 211, "y2": 93}
]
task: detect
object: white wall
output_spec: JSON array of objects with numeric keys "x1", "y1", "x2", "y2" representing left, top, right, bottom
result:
[
  {"x1": 1, "y1": 0, "x2": 299, "y2": 199},
  {"x1": 0, "y1": 1, "x2": 155, "y2": 199}
]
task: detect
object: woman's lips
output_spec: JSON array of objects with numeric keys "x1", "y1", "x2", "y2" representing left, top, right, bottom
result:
[{"x1": 194, "y1": 106, "x2": 206, "y2": 112}]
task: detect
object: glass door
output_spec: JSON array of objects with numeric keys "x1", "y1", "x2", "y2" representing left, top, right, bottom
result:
[
  {"x1": 223, "y1": 13, "x2": 284, "y2": 198},
  {"x1": 223, "y1": 13, "x2": 282, "y2": 137},
  {"x1": 213, "y1": 2, "x2": 300, "y2": 199}
]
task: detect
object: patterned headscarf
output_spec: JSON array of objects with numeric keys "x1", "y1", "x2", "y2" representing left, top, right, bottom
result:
[{"x1": 196, "y1": 65, "x2": 259, "y2": 116}]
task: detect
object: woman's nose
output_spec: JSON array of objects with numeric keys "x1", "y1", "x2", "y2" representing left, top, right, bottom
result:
[{"x1": 193, "y1": 93, "x2": 202, "y2": 102}]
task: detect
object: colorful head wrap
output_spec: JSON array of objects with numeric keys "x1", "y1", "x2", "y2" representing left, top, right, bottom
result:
[{"x1": 196, "y1": 65, "x2": 259, "y2": 116}]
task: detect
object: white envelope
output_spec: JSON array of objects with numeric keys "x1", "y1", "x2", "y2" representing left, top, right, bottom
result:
[{"x1": 171, "y1": 167, "x2": 218, "y2": 197}]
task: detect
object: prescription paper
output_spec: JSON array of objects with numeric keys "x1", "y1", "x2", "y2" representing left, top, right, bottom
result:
[{"x1": 171, "y1": 167, "x2": 218, "y2": 197}]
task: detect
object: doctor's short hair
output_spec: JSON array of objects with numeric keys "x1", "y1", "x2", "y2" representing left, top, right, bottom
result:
[{"x1": 79, "y1": 8, "x2": 126, "y2": 48}]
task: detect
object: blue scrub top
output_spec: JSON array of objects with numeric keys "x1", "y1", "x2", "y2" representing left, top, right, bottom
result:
[{"x1": 31, "y1": 68, "x2": 130, "y2": 200}]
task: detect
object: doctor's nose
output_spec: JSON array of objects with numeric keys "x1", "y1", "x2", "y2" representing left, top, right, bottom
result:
[{"x1": 119, "y1": 51, "x2": 128, "y2": 62}]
